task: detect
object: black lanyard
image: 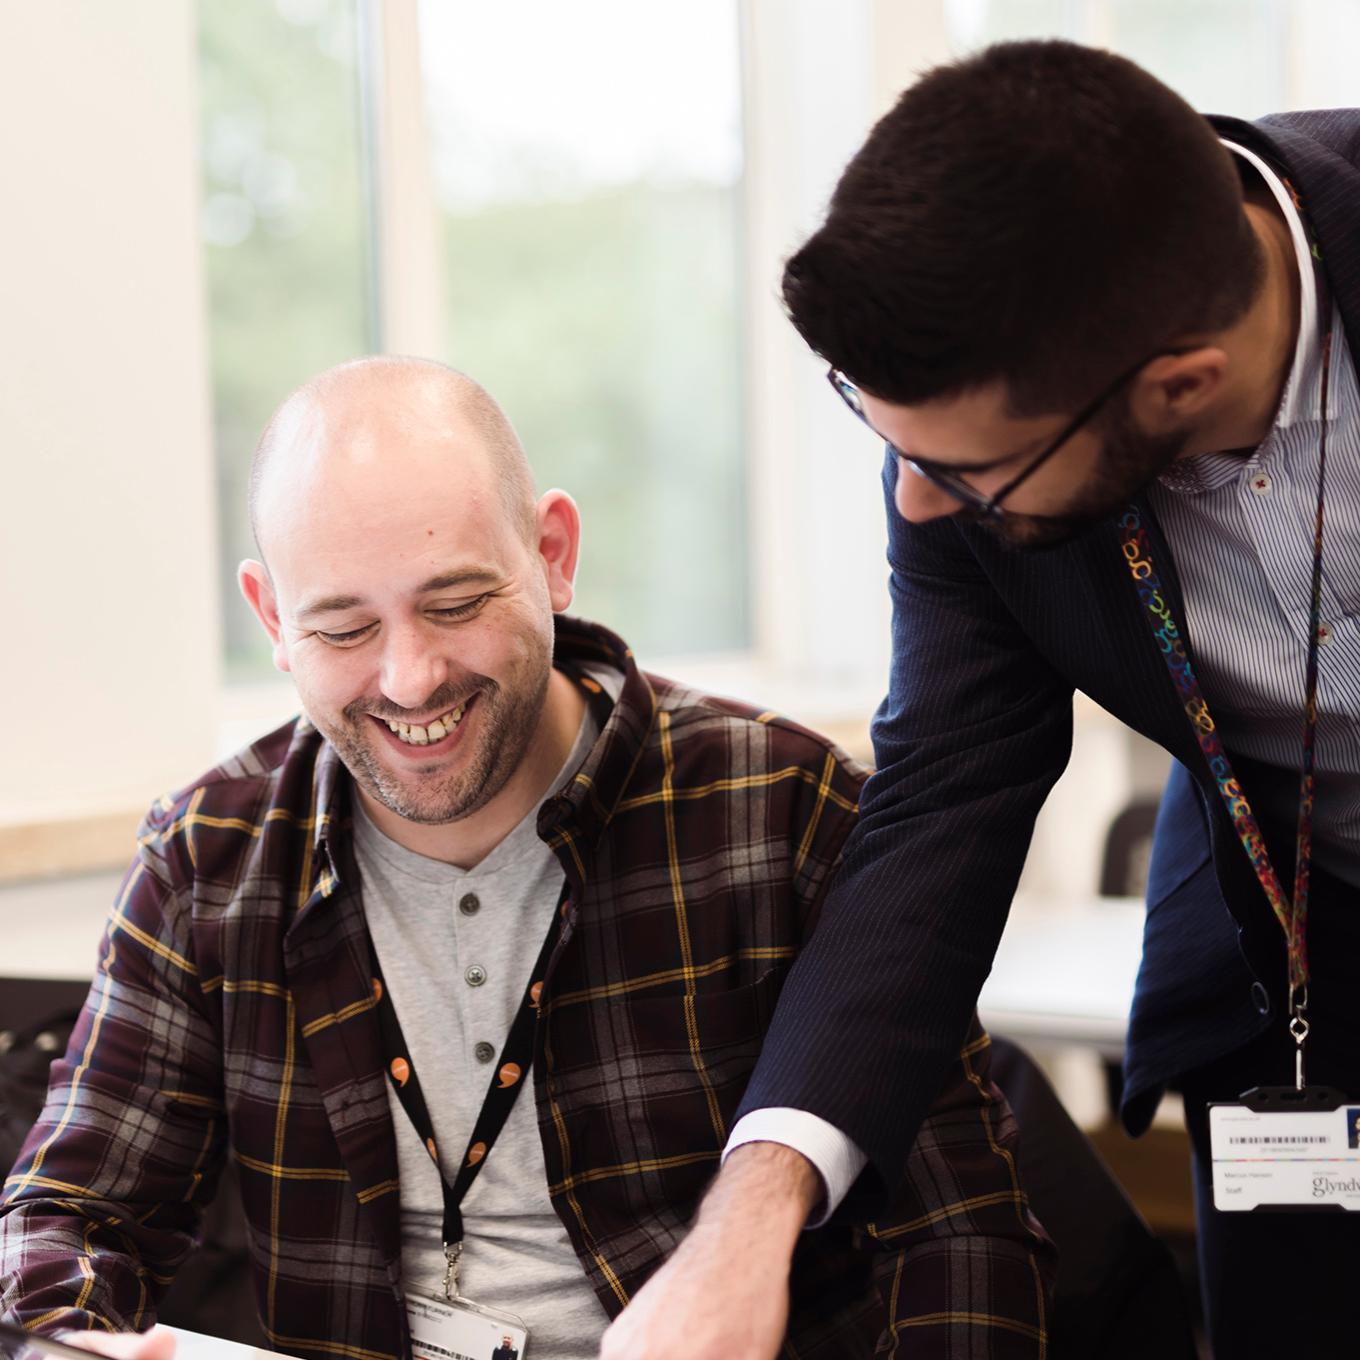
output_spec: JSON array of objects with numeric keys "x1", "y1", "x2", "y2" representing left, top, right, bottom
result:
[{"x1": 368, "y1": 881, "x2": 567, "y2": 1296}]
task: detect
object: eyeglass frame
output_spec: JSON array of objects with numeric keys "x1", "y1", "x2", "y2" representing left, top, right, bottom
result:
[{"x1": 826, "y1": 346, "x2": 1199, "y2": 521}]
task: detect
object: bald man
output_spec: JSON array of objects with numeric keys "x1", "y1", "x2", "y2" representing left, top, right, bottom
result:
[{"x1": 1, "y1": 359, "x2": 1051, "y2": 1360}]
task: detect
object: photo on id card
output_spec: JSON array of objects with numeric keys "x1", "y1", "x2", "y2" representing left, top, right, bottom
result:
[{"x1": 408, "y1": 1291, "x2": 529, "y2": 1360}]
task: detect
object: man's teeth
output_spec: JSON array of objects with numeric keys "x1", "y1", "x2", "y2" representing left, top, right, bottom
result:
[{"x1": 384, "y1": 704, "x2": 465, "y2": 746}]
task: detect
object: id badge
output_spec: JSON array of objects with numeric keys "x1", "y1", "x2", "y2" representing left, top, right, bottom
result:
[
  {"x1": 1209, "y1": 1086, "x2": 1360, "y2": 1211},
  {"x1": 408, "y1": 1290, "x2": 529, "y2": 1360}
]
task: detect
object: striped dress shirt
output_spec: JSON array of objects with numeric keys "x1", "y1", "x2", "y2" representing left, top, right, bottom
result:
[{"x1": 1149, "y1": 141, "x2": 1360, "y2": 886}]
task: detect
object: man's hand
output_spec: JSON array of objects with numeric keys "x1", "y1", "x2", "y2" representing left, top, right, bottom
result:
[
  {"x1": 598, "y1": 1142, "x2": 820, "y2": 1360},
  {"x1": 55, "y1": 1327, "x2": 176, "y2": 1360}
]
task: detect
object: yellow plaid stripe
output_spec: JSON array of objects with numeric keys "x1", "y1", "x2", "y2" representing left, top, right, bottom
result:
[
  {"x1": 537, "y1": 946, "x2": 794, "y2": 1017},
  {"x1": 658, "y1": 711, "x2": 727, "y2": 1146},
  {"x1": 299, "y1": 993, "x2": 378, "y2": 1037},
  {"x1": 548, "y1": 1148, "x2": 717, "y2": 1196},
  {"x1": 140, "y1": 804, "x2": 332, "y2": 850},
  {"x1": 185, "y1": 1117, "x2": 218, "y2": 1205},
  {"x1": 236, "y1": 1152, "x2": 351, "y2": 1183},
  {"x1": 109, "y1": 898, "x2": 197, "y2": 977},
  {"x1": 21, "y1": 1308, "x2": 115, "y2": 1334},
  {"x1": 540, "y1": 1023, "x2": 631, "y2": 1309},
  {"x1": 199, "y1": 977, "x2": 288, "y2": 999},
  {"x1": 615, "y1": 765, "x2": 857, "y2": 817},
  {"x1": 865, "y1": 1189, "x2": 1028, "y2": 1240},
  {"x1": 961, "y1": 1029, "x2": 991, "y2": 1060},
  {"x1": 267, "y1": 991, "x2": 299, "y2": 1332},
  {"x1": 158, "y1": 1089, "x2": 224, "y2": 1111},
  {"x1": 961, "y1": 1042, "x2": 1049, "y2": 1351},
  {"x1": 3, "y1": 1173, "x2": 101, "y2": 1199},
  {"x1": 793, "y1": 750, "x2": 839, "y2": 877},
  {"x1": 356, "y1": 1178, "x2": 400, "y2": 1205},
  {"x1": 886, "y1": 1312, "x2": 1048, "y2": 1344}
]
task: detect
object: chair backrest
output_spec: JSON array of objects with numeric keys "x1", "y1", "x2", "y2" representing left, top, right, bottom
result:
[
  {"x1": 1, "y1": 995, "x2": 265, "y2": 1347},
  {"x1": 1099, "y1": 799, "x2": 1160, "y2": 898}
]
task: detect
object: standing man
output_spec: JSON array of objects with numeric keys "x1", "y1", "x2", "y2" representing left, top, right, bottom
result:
[{"x1": 606, "y1": 40, "x2": 1360, "y2": 1359}]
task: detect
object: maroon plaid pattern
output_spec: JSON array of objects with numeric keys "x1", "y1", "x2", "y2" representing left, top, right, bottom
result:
[{"x1": 2, "y1": 618, "x2": 1052, "y2": 1358}]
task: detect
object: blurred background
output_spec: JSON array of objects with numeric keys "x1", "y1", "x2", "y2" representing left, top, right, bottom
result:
[
  {"x1": 1, "y1": 1, "x2": 1356, "y2": 1346},
  {"x1": 3, "y1": 0, "x2": 1357, "y2": 851}
]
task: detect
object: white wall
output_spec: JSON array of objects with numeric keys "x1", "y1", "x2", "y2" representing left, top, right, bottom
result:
[{"x1": 0, "y1": 2, "x2": 219, "y2": 825}]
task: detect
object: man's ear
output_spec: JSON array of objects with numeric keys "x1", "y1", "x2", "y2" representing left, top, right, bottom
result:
[
  {"x1": 535, "y1": 490, "x2": 581, "y2": 613},
  {"x1": 238, "y1": 559, "x2": 292, "y2": 673},
  {"x1": 1130, "y1": 346, "x2": 1229, "y2": 431}
]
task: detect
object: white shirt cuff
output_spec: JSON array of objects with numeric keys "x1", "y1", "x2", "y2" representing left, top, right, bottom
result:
[{"x1": 722, "y1": 1108, "x2": 868, "y2": 1228}]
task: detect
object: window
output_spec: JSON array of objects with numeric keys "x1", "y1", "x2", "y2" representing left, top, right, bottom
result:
[
  {"x1": 198, "y1": 0, "x2": 375, "y2": 681},
  {"x1": 943, "y1": 0, "x2": 1360, "y2": 114},
  {"x1": 415, "y1": 0, "x2": 748, "y2": 657}
]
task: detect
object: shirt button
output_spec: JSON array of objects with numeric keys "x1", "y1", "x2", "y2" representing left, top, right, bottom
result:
[
  {"x1": 459, "y1": 892, "x2": 480, "y2": 916},
  {"x1": 464, "y1": 964, "x2": 487, "y2": 988},
  {"x1": 474, "y1": 1041, "x2": 495, "y2": 1063},
  {"x1": 1250, "y1": 473, "x2": 1272, "y2": 496},
  {"x1": 1317, "y1": 622, "x2": 1334, "y2": 645}
]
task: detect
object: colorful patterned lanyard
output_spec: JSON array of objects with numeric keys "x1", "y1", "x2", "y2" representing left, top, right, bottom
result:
[{"x1": 1119, "y1": 170, "x2": 1333, "y2": 1090}]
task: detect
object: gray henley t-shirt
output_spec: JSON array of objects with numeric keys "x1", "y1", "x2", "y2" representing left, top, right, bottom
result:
[{"x1": 354, "y1": 694, "x2": 606, "y2": 1358}]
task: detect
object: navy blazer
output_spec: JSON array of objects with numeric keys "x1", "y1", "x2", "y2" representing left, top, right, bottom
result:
[{"x1": 737, "y1": 109, "x2": 1360, "y2": 1206}]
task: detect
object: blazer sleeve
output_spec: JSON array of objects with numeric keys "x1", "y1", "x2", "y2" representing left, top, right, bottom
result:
[
  {"x1": 0, "y1": 807, "x2": 225, "y2": 1334},
  {"x1": 736, "y1": 452, "x2": 1074, "y2": 1208}
]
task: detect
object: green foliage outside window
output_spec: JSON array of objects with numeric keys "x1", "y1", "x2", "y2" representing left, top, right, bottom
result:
[
  {"x1": 198, "y1": 0, "x2": 372, "y2": 680},
  {"x1": 199, "y1": 0, "x2": 747, "y2": 676}
]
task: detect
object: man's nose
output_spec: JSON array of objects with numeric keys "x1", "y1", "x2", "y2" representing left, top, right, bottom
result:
[
  {"x1": 893, "y1": 459, "x2": 964, "y2": 523},
  {"x1": 378, "y1": 622, "x2": 448, "y2": 711}
]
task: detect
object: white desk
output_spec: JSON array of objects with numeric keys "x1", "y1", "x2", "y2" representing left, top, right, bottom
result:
[
  {"x1": 1, "y1": 872, "x2": 122, "y2": 982},
  {"x1": 169, "y1": 1329, "x2": 293, "y2": 1360},
  {"x1": 979, "y1": 895, "x2": 1144, "y2": 1057}
]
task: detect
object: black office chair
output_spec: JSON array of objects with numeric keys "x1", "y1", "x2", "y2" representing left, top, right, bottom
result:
[
  {"x1": 1098, "y1": 799, "x2": 1160, "y2": 900},
  {"x1": 989, "y1": 1034, "x2": 1198, "y2": 1360},
  {"x1": 1, "y1": 997, "x2": 265, "y2": 1347}
]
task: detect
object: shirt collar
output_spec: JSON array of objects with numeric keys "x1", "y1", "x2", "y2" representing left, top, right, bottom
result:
[
  {"x1": 1219, "y1": 137, "x2": 1324, "y2": 430},
  {"x1": 534, "y1": 616, "x2": 658, "y2": 883},
  {"x1": 1157, "y1": 138, "x2": 1329, "y2": 497}
]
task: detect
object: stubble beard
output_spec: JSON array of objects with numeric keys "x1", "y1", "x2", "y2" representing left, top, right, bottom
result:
[
  {"x1": 326, "y1": 658, "x2": 552, "y2": 826},
  {"x1": 966, "y1": 399, "x2": 1191, "y2": 552}
]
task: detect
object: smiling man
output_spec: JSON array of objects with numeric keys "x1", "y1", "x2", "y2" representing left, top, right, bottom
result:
[{"x1": 0, "y1": 357, "x2": 1051, "y2": 1359}]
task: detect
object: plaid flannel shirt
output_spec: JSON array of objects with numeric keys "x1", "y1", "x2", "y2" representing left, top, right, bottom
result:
[{"x1": 2, "y1": 618, "x2": 1052, "y2": 1358}]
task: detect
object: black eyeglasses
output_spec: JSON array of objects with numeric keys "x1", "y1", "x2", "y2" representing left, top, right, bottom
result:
[{"x1": 827, "y1": 348, "x2": 1196, "y2": 520}]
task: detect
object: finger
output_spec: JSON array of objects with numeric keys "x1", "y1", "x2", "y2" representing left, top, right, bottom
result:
[{"x1": 59, "y1": 1327, "x2": 176, "y2": 1360}]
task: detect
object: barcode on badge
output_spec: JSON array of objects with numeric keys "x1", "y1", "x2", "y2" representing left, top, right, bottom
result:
[
  {"x1": 1227, "y1": 1135, "x2": 1328, "y2": 1145},
  {"x1": 414, "y1": 1345, "x2": 476, "y2": 1360}
]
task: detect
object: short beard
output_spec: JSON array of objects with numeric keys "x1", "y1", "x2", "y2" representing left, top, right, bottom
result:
[
  {"x1": 327, "y1": 660, "x2": 551, "y2": 826},
  {"x1": 962, "y1": 395, "x2": 1191, "y2": 551}
]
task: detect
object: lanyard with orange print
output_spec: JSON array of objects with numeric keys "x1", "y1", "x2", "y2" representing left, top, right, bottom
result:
[
  {"x1": 369, "y1": 880, "x2": 565, "y2": 1309},
  {"x1": 372, "y1": 664, "x2": 610, "y2": 1294}
]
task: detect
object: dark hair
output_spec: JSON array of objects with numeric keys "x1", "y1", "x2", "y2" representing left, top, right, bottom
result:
[{"x1": 782, "y1": 40, "x2": 1263, "y2": 414}]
